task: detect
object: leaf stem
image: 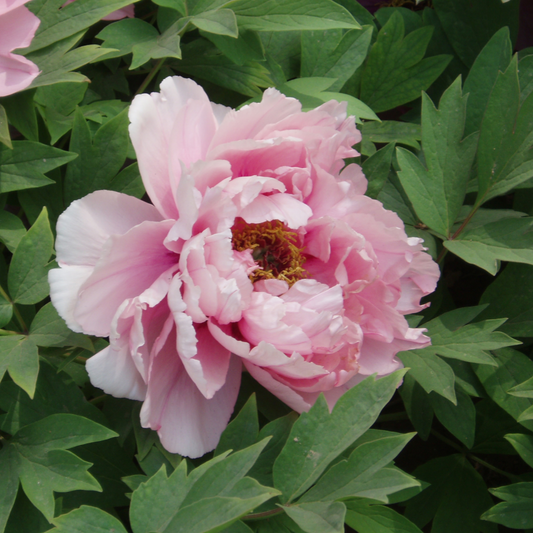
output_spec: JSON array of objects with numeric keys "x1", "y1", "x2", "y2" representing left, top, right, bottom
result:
[
  {"x1": 135, "y1": 58, "x2": 165, "y2": 96},
  {"x1": 243, "y1": 507, "x2": 284, "y2": 521},
  {"x1": 469, "y1": 454, "x2": 521, "y2": 482}
]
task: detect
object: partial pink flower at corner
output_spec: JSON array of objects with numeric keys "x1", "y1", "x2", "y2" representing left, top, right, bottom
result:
[
  {"x1": 0, "y1": 0, "x2": 41, "y2": 97},
  {"x1": 49, "y1": 76, "x2": 440, "y2": 458},
  {"x1": 62, "y1": 0, "x2": 135, "y2": 21}
]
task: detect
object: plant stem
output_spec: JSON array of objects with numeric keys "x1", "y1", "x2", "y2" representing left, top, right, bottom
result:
[
  {"x1": 469, "y1": 454, "x2": 521, "y2": 482},
  {"x1": 430, "y1": 429, "x2": 464, "y2": 453},
  {"x1": 135, "y1": 58, "x2": 165, "y2": 96}
]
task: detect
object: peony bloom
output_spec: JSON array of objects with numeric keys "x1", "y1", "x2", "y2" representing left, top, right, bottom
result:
[
  {"x1": 62, "y1": 0, "x2": 134, "y2": 21},
  {"x1": 49, "y1": 76, "x2": 440, "y2": 458},
  {"x1": 0, "y1": 0, "x2": 40, "y2": 97}
]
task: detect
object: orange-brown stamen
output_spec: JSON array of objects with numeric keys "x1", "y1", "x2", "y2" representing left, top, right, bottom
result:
[{"x1": 231, "y1": 218, "x2": 307, "y2": 286}]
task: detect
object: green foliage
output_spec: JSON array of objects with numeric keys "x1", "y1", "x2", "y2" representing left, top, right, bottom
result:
[{"x1": 1, "y1": 1, "x2": 533, "y2": 531}]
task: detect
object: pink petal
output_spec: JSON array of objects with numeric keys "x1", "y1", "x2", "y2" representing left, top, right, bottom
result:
[
  {"x1": 0, "y1": 4, "x2": 40, "y2": 53},
  {"x1": 0, "y1": 53, "x2": 39, "y2": 96},
  {"x1": 74, "y1": 220, "x2": 176, "y2": 336}
]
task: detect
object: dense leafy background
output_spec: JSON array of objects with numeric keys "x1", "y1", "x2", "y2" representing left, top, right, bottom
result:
[{"x1": 1, "y1": 0, "x2": 533, "y2": 531}]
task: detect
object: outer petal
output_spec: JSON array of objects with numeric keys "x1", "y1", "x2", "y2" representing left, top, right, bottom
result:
[
  {"x1": 0, "y1": 5, "x2": 40, "y2": 53},
  {"x1": 0, "y1": 53, "x2": 39, "y2": 96},
  {"x1": 74, "y1": 220, "x2": 176, "y2": 336},
  {"x1": 141, "y1": 326, "x2": 242, "y2": 458}
]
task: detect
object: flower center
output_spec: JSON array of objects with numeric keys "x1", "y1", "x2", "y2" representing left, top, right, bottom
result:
[{"x1": 231, "y1": 218, "x2": 307, "y2": 286}]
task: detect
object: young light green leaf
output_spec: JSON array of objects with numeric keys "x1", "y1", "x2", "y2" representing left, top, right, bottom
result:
[
  {"x1": 359, "y1": 12, "x2": 451, "y2": 113},
  {"x1": 50, "y1": 506, "x2": 128, "y2": 533},
  {"x1": 229, "y1": 0, "x2": 361, "y2": 32},
  {"x1": 300, "y1": 433, "x2": 415, "y2": 502},
  {"x1": 8, "y1": 208, "x2": 54, "y2": 305},
  {"x1": 475, "y1": 348, "x2": 533, "y2": 432},
  {"x1": 282, "y1": 501, "x2": 346, "y2": 533},
  {"x1": 482, "y1": 482, "x2": 533, "y2": 529},
  {"x1": 397, "y1": 78, "x2": 478, "y2": 237},
  {"x1": 0, "y1": 141, "x2": 76, "y2": 194},
  {"x1": 430, "y1": 390, "x2": 476, "y2": 448},
  {"x1": 301, "y1": 26, "x2": 372, "y2": 91},
  {"x1": 398, "y1": 351, "x2": 456, "y2": 403},
  {"x1": 273, "y1": 370, "x2": 406, "y2": 503},
  {"x1": 505, "y1": 433, "x2": 533, "y2": 468},
  {"x1": 25, "y1": 0, "x2": 140, "y2": 53},
  {"x1": 444, "y1": 216, "x2": 533, "y2": 275},
  {"x1": 345, "y1": 502, "x2": 424, "y2": 533},
  {"x1": 463, "y1": 27, "x2": 513, "y2": 136},
  {"x1": 476, "y1": 56, "x2": 533, "y2": 204},
  {"x1": 190, "y1": 9, "x2": 238, "y2": 37}
]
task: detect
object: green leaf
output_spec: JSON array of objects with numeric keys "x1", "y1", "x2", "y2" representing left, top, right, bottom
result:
[
  {"x1": 478, "y1": 263, "x2": 533, "y2": 337},
  {"x1": 430, "y1": 390, "x2": 476, "y2": 448},
  {"x1": 413, "y1": 307, "x2": 520, "y2": 366},
  {"x1": 300, "y1": 26, "x2": 372, "y2": 91},
  {"x1": 176, "y1": 40, "x2": 272, "y2": 96},
  {"x1": 397, "y1": 78, "x2": 478, "y2": 237},
  {"x1": 29, "y1": 303, "x2": 93, "y2": 350},
  {"x1": 108, "y1": 163, "x2": 145, "y2": 199},
  {"x1": 8, "y1": 208, "x2": 54, "y2": 305},
  {"x1": 345, "y1": 502, "x2": 423, "y2": 533},
  {"x1": 35, "y1": 82, "x2": 88, "y2": 116},
  {"x1": 0, "y1": 336, "x2": 39, "y2": 399},
  {"x1": 505, "y1": 433, "x2": 533, "y2": 468},
  {"x1": 190, "y1": 9, "x2": 238, "y2": 37},
  {"x1": 64, "y1": 108, "x2": 129, "y2": 204},
  {"x1": 0, "y1": 414, "x2": 116, "y2": 523},
  {"x1": 362, "y1": 142, "x2": 395, "y2": 199},
  {"x1": 25, "y1": 0, "x2": 141, "y2": 53},
  {"x1": 362, "y1": 121, "x2": 421, "y2": 150},
  {"x1": 282, "y1": 501, "x2": 346, "y2": 533},
  {"x1": 50, "y1": 506, "x2": 128, "y2": 533},
  {"x1": 0, "y1": 211, "x2": 26, "y2": 254},
  {"x1": 405, "y1": 454, "x2": 496, "y2": 533},
  {"x1": 0, "y1": 105, "x2": 12, "y2": 149},
  {"x1": 474, "y1": 348, "x2": 533, "y2": 432},
  {"x1": 203, "y1": 29, "x2": 265, "y2": 65},
  {"x1": 0, "y1": 449, "x2": 19, "y2": 533},
  {"x1": 229, "y1": 0, "x2": 361, "y2": 32},
  {"x1": 444, "y1": 216, "x2": 533, "y2": 275},
  {"x1": 300, "y1": 432, "x2": 415, "y2": 502},
  {"x1": 130, "y1": 441, "x2": 279, "y2": 533},
  {"x1": 0, "y1": 141, "x2": 76, "y2": 194},
  {"x1": 215, "y1": 394, "x2": 259, "y2": 456},
  {"x1": 508, "y1": 375, "x2": 533, "y2": 398},
  {"x1": 1, "y1": 91, "x2": 39, "y2": 142},
  {"x1": 476, "y1": 56, "x2": 533, "y2": 204},
  {"x1": 359, "y1": 12, "x2": 451, "y2": 113},
  {"x1": 399, "y1": 373, "x2": 433, "y2": 440},
  {"x1": 463, "y1": 27, "x2": 513, "y2": 137},
  {"x1": 96, "y1": 18, "x2": 159, "y2": 59},
  {"x1": 432, "y1": 0, "x2": 519, "y2": 68},
  {"x1": 398, "y1": 351, "x2": 456, "y2": 403},
  {"x1": 130, "y1": 25, "x2": 182, "y2": 69},
  {"x1": 26, "y1": 34, "x2": 113, "y2": 89},
  {"x1": 273, "y1": 370, "x2": 406, "y2": 503},
  {"x1": 482, "y1": 482, "x2": 533, "y2": 529}
]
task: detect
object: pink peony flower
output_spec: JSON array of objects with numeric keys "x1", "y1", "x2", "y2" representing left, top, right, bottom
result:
[
  {"x1": 62, "y1": 0, "x2": 134, "y2": 21},
  {"x1": 0, "y1": 0, "x2": 40, "y2": 97},
  {"x1": 49, "y1": 76, "x2": 440, "y2": 458}
]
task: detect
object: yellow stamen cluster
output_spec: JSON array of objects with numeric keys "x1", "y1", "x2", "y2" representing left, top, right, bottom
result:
[{"x1": 231, "y1": 218, "x2": 307, "y2": 286}]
